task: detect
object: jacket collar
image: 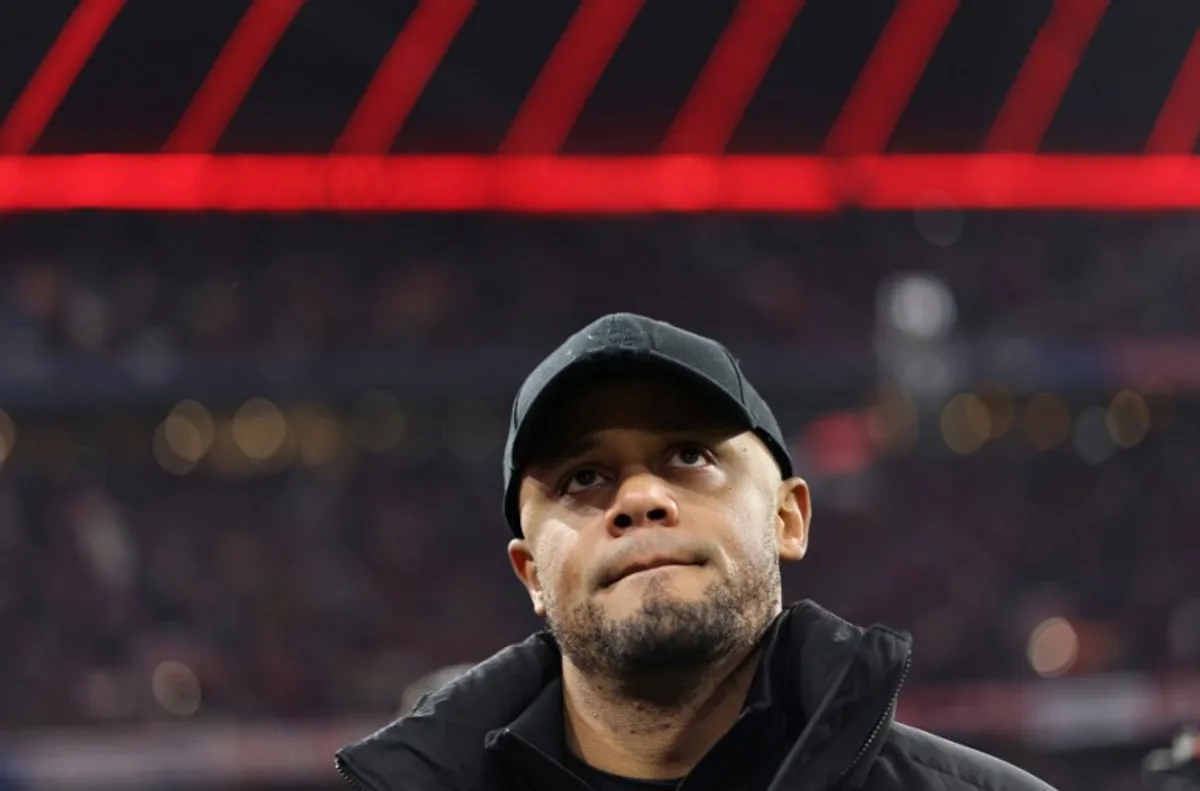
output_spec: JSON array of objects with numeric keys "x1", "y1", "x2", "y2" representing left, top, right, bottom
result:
[{"x1": 336, "y1": 601, "x2": 912, "y2": 791}]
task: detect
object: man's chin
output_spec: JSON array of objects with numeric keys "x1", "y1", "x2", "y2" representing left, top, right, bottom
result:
[
  {"x1": 601, "y1": 611, "x2": 735, "y2": 695},
  {"x1": 599, "y1": 589, "x2": 706, "y2": 626},
  {"x1": 550, "y1": 573, "x2": 760, "y2": 689}
]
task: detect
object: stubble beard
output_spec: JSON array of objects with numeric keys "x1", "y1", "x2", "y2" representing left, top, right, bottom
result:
[{"x1": 546, "y1": 553, "x2": 780, "y2": 708}]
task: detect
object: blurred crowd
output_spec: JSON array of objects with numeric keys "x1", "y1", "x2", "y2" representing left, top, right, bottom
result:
[
  {"x1": 3, "y1": 213, "x2": 1200, "y2": 369},
  {"x1": 3, "y1": 214, "x2": 1199, "y2": 791},
  {"x1": 2, "y1": 397, "x2": 1198, "y2": 729}
]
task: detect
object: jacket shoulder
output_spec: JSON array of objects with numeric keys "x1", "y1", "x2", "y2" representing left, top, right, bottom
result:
[{"x1": 869, "y1": 722, "x2": 1057, "y2": 791}]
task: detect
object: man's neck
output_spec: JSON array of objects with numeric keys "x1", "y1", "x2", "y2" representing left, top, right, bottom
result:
[{"x1": 560, "y1": 643, "x2": 763, "y2": 781}]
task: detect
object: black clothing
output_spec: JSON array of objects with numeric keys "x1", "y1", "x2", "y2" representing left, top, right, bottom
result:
[
  {"x1": 562, "y1": 752, "x2": 680, "y2": 791},
  {"x1": 336, "y1": 601, "x2": 1056, "y2": 791}
]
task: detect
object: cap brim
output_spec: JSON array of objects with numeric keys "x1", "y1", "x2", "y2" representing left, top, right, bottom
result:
[{"x1": 512, "y1": 351, "x2": 752, "y2": 466}]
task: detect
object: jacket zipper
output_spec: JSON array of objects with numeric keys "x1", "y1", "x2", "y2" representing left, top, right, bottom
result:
[
  {"x1": 335, "y1": 755, "x2": 372, "y2": 791},
  {"x1": 837, "y1": 652, "x2": 912, "y2": 784}
]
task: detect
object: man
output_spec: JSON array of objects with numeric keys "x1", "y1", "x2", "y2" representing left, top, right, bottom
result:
[{"x1": 337, "y1": 313, "x2": 1055, "y2": 790}]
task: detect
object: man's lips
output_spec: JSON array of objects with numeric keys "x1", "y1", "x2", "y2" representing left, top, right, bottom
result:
[{"x1": 605, "y1": 557, "x2": 701, "y2": 586}]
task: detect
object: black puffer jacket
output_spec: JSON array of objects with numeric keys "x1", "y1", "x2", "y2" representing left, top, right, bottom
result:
[{"x1": 336, "y1": 601, "x2": 1056, "y2": 790}]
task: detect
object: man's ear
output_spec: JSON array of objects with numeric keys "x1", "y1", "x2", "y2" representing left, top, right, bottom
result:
[
  {"x1": 775, "y1": 477, "x2": 811, "y2": 562},
  {"x1": 508, "y1": 538, "x2": 547, "y2": 617}
]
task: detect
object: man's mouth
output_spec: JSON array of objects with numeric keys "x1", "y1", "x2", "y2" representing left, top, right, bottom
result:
[{"x1": 607, "y1": 557, "x2": 700, "y2": 586}]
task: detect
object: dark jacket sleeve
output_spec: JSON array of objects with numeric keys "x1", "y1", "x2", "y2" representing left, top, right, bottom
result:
[{"x1": 862, "y1": 723, "x2": 1058, "y2": 791}]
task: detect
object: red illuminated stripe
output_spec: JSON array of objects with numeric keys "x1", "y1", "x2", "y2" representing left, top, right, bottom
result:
[
  {"x1": 985, "y1": 0, "x2": 1109, "y2": 152},
  {"x1": 334, "y1": 0, "x2": 475, "y2": 154},
  {"x1": 1147, "y1": 29, "x2": 1200, "y2": 154},
  {"x1": 824, "y1": 0, "x2": 958, "y2": 155},
  {"x1": 0, "y1": 0, "x2": 126, "y2": 154},
  {"x1": 164, "y1": 0, "x2": 303, "y2": 153},
  {"x1": 662, "y1": 0, "x2": 805, "y2": 154},
  {"x1": 851, "y1": 154, "x2": 1200, "y2": 209},
  {"x1": 0, "y1": 154, "x2": 1198, "y2": 212},
  {"x1": 500, "y1": 0, "x2": 645, "y2": 154}
]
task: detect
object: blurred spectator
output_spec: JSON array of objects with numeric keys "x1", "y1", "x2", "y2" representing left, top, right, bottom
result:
[{"x1": 4, "y1": 214, "x2": 1200, "y2": 367}]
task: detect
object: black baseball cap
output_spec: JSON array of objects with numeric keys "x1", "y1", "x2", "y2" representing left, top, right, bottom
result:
[{"x1": 503, "y1": 313, "x2": 794, "y2": 538}]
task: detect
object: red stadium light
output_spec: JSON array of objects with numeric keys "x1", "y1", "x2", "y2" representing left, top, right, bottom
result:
[
  {"x1": 824, "y1": 0, "x2": 959, "y2": 156},
  {"x1": 164, "y1": 0, "x2": 305, "y2": 154},
  {"x1": 663, "y1": 0, "x2": 807, "y2": 154},
  {"x1": 0, "y1": 154, "x2": 1198, "y2": 213},
  {"x1": 499, "y1": 0, "x2": 646, "y2": 154},
  {"x1": 984, "y1": 0, "x2": 1109, "y2": 153},
  {"x1": 0, "y1": 0, "x2": 125, "y2": 155}
]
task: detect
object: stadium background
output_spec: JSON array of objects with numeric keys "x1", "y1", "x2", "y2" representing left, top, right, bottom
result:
[{"x1": 2, "y1": 1, "x2": 1200, "y2": 789}]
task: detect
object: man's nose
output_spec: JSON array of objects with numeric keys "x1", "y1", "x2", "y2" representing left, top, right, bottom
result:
[{"x1": 608, "y1": 474, "x2": 680, "y2": 532}]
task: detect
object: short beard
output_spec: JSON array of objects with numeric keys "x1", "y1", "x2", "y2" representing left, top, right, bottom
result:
[{"x1": 546, "y1": 552, "x2": 779, "y2": 708}]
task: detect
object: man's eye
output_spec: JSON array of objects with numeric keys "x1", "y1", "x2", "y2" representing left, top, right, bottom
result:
[
  {"x1": 563, "y1": 469, "x2": 604, "y2": 494},
  {"x1": 671, "y1": 446, "x2": 711, "y2": 467}
]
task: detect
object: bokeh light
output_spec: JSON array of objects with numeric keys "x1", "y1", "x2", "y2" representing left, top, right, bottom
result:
[
  {"x1": 940, "y1": 394, "x2": 991, "y2": 455},
  {"x1": 881, "y1": 272, "x2": 958, "y2": 340},
  {"x1": 151, "y1": 661, "x2": 202, "y2": 716},
  {"x1": 165, "y1": 400, "x2": 215, "y2": 462},
  {"x1": 232, "y1": 398, "x2": 289, "y2": 461},
  {"x1": 1106, "y1": 390, "x2": 1150, "y2": 449},
  {"x1": 153, "y1": 400, "x2": 216, "y2": 474},
  {"x1": 1028, "y1": 617, "x2": 1080, "y2": 678}
]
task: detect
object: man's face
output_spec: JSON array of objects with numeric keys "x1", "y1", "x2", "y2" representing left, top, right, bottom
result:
[{"x1": 508, "y1": 374, "x2": 810, "y2": 687}]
